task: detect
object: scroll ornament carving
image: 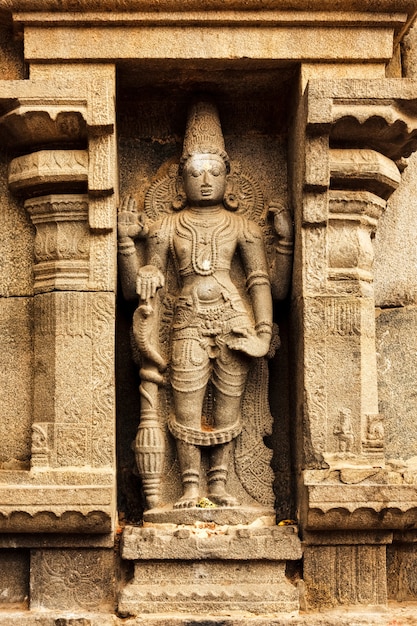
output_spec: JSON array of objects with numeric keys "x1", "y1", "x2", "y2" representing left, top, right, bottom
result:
[{"x1": 118, "y1": 100, "x2": 293, "y2": 511}]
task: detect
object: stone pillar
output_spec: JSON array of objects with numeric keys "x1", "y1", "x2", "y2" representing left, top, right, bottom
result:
[{"x1": 0, "y1": 72, "x2": 116, "y2": 533}]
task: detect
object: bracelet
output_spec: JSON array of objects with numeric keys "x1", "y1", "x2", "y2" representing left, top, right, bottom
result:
[
  {"x1": 255, "y1": 321, "x2": 273, "y2": 335},
  {"x1": 246, "y1": 270, "x2": 270, "y2": 291},
  {"x1": 118, "y1": 238, "x2": 136, "y2": 256},
  {"x1": 276, "y1": 240, "x2": 293, "y2": 255}
]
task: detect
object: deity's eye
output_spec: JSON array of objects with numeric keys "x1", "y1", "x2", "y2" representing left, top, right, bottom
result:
[
  {"x1": 210, "y1": 167, "x2": 221, "y2": 176},
  {"x1": 190, "y1": 169, "x2": 202, "y2": 178}
]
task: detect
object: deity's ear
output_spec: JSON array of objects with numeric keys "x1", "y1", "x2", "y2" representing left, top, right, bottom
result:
[
  {"x1": 172, "y1": 175, "x2": 187, "y2": 211},
  {"x1": 223, "y1": 173, "x2": 239, "y2": 211}
]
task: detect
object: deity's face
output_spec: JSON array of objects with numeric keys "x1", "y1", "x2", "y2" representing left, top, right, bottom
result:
[{"x1": 183, "y1": 153, "x2": 227, "y2": 207}]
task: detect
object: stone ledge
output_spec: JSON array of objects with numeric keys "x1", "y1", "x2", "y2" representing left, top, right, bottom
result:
[
  {"x1": 302, "y1": 481, "x2": 417, "y2": 530},
  {"x1": 143, "y1": 505, "x2": 274, "y2": 525},
  {"x1": 0, "y1": 470, "x2": 114, "y2": 533}
]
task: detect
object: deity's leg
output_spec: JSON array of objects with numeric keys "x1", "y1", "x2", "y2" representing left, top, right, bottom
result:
[
  {"x1": 208, "y1": 389, "x2": 242, "y2": 507},
  {"x1": 174, "y1": 440, "x2": 201, "y2": 508},
  {"x1": 172, "y1": 387, "x2": 205, "y2": 508}
]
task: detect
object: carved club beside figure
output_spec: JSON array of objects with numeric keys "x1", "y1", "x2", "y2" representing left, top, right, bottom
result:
[{"x1": 118, "y1": 100, "x2": 293, "y2": 511}]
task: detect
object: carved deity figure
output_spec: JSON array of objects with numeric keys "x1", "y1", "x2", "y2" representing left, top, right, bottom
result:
[
  {"x1": 334, "y1": 408, "x2": 355, "y2": 453},
  {"x1": 118, "y1": 100, "x2": 293, "y2": 510}
]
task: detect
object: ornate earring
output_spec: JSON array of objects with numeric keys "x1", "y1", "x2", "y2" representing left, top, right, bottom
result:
[
  {"x1": 223, "y1": 174, "x2": 239, "y2": 211},
  {"x1": 172, "y1": 176, "x2": 187, "y2": 211}
]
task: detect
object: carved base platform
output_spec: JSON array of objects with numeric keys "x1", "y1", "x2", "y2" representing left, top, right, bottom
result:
[
  {"x1": 119, "y1": 522, "x2": 302, "y2": 617},
  {"x1": 143, "y1": 505, "x2": 275, "y2": 526}
]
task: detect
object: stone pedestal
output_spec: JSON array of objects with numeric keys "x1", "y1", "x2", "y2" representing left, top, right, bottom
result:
[{"x1": 119, "y1": 522, "x2": 302, "y2": 617}]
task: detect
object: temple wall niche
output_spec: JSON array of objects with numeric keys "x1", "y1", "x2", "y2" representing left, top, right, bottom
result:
[
  {"x1": 116, "y1": 72, "x2": 295, "y2": 520},
  {"x1": 1, "y1": 2, "x2": 417, "y2": 620}
]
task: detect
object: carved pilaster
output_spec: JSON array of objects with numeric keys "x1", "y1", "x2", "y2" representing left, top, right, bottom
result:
[
  {"x1": 292, "y1": 80, "x2": 417, "y2": 539},
  {"x1": 303, "y1": 532, "x2": 391, "y2": 610}
]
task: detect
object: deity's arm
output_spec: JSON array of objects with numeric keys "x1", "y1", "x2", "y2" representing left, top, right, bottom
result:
[
  {"x1": 134, "y1": 219, "x2": 169, "y2": 301},
  {"x1": 268, "y1": 202, "x2": 294, "y2": 300},
  {"x1": 118, "y1": 236, "x2": 139, "y2": 302},
  {"x1": 225, "y1": 219, "x2": 273, "y2": 358},
  {"x1": 117, "y1": 195, "x2": 149, "y2": 301},
  {"x1": 238, "y1": 220, "x2": 273, "y2": 334}
]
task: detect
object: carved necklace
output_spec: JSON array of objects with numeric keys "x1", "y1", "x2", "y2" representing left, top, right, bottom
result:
[{"x1": 177, "y1": 209, "x2": 231, "y2": 276}]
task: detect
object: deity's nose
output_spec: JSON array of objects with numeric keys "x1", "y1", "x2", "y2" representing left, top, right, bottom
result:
[{"x1": 202, "y1": 170, "x2": 210, "y2": 184}]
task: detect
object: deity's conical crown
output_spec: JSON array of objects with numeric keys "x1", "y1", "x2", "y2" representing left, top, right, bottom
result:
[{"x1": 180, "y1": 100, "x2": 230, "y2": 173}]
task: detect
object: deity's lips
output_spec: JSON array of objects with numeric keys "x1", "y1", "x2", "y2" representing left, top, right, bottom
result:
[{"x1": 200, "y1": 186, "x2": 213, "y2": 196}]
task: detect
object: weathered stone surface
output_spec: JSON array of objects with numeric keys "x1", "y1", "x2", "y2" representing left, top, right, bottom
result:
[
  {"x1": 32, "y1": 291, "x2": 114, "y2": 470},
  {"x1": 388, "y1": 541, "x2": 417, "y2": 602},
  {"x1": 0, "y1": 297, "x2": 33, "y2": 467},
  {"x1": 4, "y1": 0, "x2": 417, "y2": 11},
  {"x1": 23, "y1": 24, "x2": 396, "y2": 64},
  {"x1": 304, "y1": 538, "x2": 388, "y2": 609},
  {"x1": 0, "y1": 549, "x2": 28, "y2": 607},
  {"x1": 376, "y1": 306, "x2": 417, "y2": 460},
  {"x1": 119, "y1": 559, "x2": 300, "y2": 617},
  {"x1": 0, "y1": 153, "x2": 34, "y2": 298},
  {"x1": 374, "y1": 154, "x2": 417, "y2": 307}
]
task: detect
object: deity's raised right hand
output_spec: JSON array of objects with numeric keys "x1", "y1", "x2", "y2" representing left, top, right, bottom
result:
[
  {"x1": 117, "y1": 195, "x2": 148, "y2": 240},
  {"x1": 136, "y1": 265, "x2": 165, "y2": 301}
]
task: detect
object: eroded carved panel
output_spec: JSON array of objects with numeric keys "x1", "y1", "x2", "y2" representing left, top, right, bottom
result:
[{"x1": 30, "y1": 548, "x2": 114, "y2": 611}]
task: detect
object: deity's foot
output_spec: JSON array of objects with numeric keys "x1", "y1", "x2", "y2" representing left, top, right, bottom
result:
[
  {"x1": 208, "y1": 491, "x2": 239, "y2": 507},
  {"x1": 173, "y1": 494, "x2": 199, "y2": 509},
  {"x1": 174, "y1": 484, "x2": 200, "y2": 508}
]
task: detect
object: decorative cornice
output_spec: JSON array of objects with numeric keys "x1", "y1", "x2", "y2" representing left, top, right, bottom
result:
[
  {"x1": 9, "y1": 150, "x2": 88, "y2": 194},
  {"x1": 302, "y1": 479, "x2": 417, "y2": 530},
  {"x1": 0, "y1": 509, "x2": 112, "y2": 533},
  {"x1": 2, "y1": 0, "x2": 416, "y2": 14},
  {"x1": 306, "y1": 79, "x2": 417, "y2": 161},
  {"x1": 0, "y1": 469, "x2": 114, "y2": 533}
]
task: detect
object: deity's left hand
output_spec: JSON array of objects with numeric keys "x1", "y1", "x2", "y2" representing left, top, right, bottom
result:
[{"x1": 226, "y1": 329, "x2": 271, "y2": 358}]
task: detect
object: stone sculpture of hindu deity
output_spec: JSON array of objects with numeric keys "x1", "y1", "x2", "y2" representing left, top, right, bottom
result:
[{"x1": 118, "y1": 100, "x2": 293, "y2": 511}]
